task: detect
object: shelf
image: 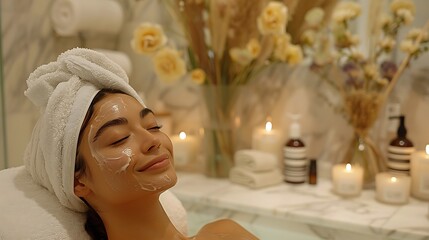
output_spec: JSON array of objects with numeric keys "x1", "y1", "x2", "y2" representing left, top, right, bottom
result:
[{"x1": 171, "y1": 172, "x2": 429, "y2": 240}]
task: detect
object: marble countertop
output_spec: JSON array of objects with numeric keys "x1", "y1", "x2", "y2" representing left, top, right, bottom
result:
[{"x1": 171, "y1": 172, "x2": 429, "y2": 240}]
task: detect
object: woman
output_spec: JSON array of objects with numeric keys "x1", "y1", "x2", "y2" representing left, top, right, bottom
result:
[{"x1": 24, "y1": 48, "x2": 258, "y2": 240}]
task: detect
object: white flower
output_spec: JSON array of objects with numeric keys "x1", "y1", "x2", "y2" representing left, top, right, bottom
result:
[
  {"x1": 349, "y1": 49, "x2": 364, "y2": 61},
  {"x1": 363, "y1": 64, "x2": 379, "y2": 80},
  {"x1": 379, "y1": 37, "x2": 396, "y2": 52},
  {"x1": 379, "y1": 13, "x2": 393, "y2": 28},
  {"x1": 229, "y1": 48, "x2": 253, "y2": 66},
  {"x1": 305, "y1": 7, "x2": 325, "y2": 27},
  {"x1": 390, "y1": 0, "x2": 415, "y2": 15},
  {"x1": 152, "y1": 47, "x2": 186, "y2": 83},
  {"x1": 396, "y1": 9, "x2": 414, "y2": 25},
  {"x1": 131, "y1": 23, "x2": 167, "y2": 55},
  {"x1": 332, "y1": 2, "x2": 361, "y2": 23},
  {"x1": 257, "y1": 1, "x2": 288, "y2": 35},
  {"x1": 190, "y1": 68, "x2": 206, "y2": 84},
  {"x1": 400, "y1": 39, "x2": 419, "y2": 54},
  {"x1": 407, "y1": 28, "x2": 429, "y2": 41}
]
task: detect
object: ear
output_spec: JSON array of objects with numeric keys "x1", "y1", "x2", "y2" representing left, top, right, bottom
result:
[{"x1": 74, "y1": 177, "x2": 91, "y2": 198}]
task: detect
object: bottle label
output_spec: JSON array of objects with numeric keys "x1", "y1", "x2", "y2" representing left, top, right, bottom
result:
[{"x1": 283, "y1": 147, "x2": 307, "y2": 182}]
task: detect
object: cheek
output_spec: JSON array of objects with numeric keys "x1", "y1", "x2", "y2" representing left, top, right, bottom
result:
[{"x1": 161, "y1": 133, "x2": 173, "y2": 154}]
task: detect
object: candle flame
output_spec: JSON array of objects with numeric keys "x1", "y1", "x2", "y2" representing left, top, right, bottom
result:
[
  {"x1": 345, "y1": 163, "x2": 352, "y2": 172},
  {"x1": 179, "y1": 131, "x2": 187, "y2": 140},
  {"x1": 391, "y1": 177, "x2": 397, "y2": 183},
  {"x1": 265, "y1": 121, "x2": 273, "y2": 132},
  {"x1": 426, "y1": 145, "x2": 429, "y2": 155}
]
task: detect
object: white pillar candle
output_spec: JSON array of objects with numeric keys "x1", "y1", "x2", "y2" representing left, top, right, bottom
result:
[
  {"x1": 251, "y1": 121, "x2": 282, "y2": 161},
  {"x1": 332, "y1": 163, "x2": 364, "y2": 197},
  {"x1": 376, "y1": 173, "x2": 411, "y2": 205},
  {"x1": 170, "y1": 132, "x2": 196, "y2": 168},
  {"x1": 410, "y1": 145, "x2": 429, "y2": 200}
]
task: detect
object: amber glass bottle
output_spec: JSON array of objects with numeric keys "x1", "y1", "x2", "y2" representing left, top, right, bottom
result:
[
  {"x1": 283, "y1": 122, "x2": 307, "y2": 184},
  {"x1": 387, "y1": 115, "x2": 415, "y2": 175}
]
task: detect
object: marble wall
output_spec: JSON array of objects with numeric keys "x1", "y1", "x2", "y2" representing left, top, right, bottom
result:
[{"x1": 1, "y1": 0, "x2": 429, "y2": 176}]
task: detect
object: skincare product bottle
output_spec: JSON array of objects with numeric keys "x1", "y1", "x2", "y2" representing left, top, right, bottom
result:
[
  {"x1": 283, "y1": 119, "x2": 307, "y2": 184},
  {"x1": 308, "y1": 159, "x2": 317, "y2": 185},
  {"x1": 387, "y1": 115, "x2": 415, "y2": 175}
]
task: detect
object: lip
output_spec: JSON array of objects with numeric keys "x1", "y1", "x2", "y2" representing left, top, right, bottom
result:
[{"x1": 137, "y1": 153, "x2": 170, "y2": 172}]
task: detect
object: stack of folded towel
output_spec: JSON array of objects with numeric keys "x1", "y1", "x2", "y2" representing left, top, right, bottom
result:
[{"x1": 229, "y1": 149, "x2": 283, "y2": 189}]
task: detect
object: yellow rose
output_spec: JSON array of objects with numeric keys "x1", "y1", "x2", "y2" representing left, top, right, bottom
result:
[
  {"x1": 284, "y1": 45, "x2": 303, "y2": 65},
  {"x1": 190, "y1": 68, "x2": 206, "y2": 84},
  {"x1": 229, "y1": 48, "x2": 253, "y2": 66},
  {"x1": 257, "y1": 1, "x2": 288, "y2": 35},
  {"x1": 131, "y1": 23, "x2": 167, "y2": 55},
  {"x1": 390, "y1": 0, "x2": 415, "y2": 15},
  {"x1": 153, "y1": 47, "x2": 186, "y2": 84},
  {"x1": 246, "y1": 38, "x2": 261, "y2": 58}
]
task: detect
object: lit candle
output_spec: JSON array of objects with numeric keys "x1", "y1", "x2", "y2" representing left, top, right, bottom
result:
[
  {"x1": 170, "y1": 132, "x2": 196, "y2": 168},
  {"x1": 410, "y1": 145, "x2": 429, "y2": 200},
  {"x1": 332, "y1": 163, "x2": 364, "y2": 197},
  {"x1": 251, "y1": 121, "x2": 282, "y2": 161},
  {"x1": 376, "y1": 173, "x2": 411, "y2": 205}
]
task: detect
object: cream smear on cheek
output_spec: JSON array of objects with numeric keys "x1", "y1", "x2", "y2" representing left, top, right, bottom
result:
[{"x1": 88, "y1": 97, "x2": 172, "y2": 192}]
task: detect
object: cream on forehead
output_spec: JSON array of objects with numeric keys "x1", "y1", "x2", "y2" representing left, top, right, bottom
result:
[
  {"x1": 86, "y1": 96, "x2": 173, "y2": 192},
  {"x1": 93, "y1": 96, "x2": 128, "y2": 123}
]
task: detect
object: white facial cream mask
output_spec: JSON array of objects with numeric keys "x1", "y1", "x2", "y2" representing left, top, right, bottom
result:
[{"x1": 87, "y1": 96, "x2": 172, "y2": 192}]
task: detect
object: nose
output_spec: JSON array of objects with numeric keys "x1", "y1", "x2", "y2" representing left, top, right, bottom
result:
[{"x1": 137, "y1": 129, "x2": 161, "y2": 153}]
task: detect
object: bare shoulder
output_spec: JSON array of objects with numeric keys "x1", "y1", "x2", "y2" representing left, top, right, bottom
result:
[{"x1": 194, "y1": 219, "x2": 259, "y2": 240}]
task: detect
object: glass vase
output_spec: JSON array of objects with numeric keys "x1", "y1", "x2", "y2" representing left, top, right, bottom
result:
[
  {"x1": 201, "y1": 85, "x2": 236, "y2": 178},
  {"x1": 341, "y1": 132, "x2": 387, "y2": 188}
]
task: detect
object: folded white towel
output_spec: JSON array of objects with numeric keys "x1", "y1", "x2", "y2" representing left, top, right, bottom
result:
[
  {"x1": 51, "y1": 0, "x2": 124, "y2": 36},
  {"x1": 229, "y1": 167, "x2": 283, "y2": 189},
  {"x1": 234, "y1": 149, "x2": 278, "y2": 172},
  {"x1": 24, "y1": 48, "x2": 143, "y2": 212},
  {"x1": 0, "y1": 166, "x2": 187, "y2": 239}
]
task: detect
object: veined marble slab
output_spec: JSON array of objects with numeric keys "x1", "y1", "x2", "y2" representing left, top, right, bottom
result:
[{"x1": 171, "y1": 172, "x2": 429, "y2": 240}]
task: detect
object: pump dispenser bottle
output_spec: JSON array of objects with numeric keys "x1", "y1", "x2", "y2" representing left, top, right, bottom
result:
[
  {"x1": 283, "y1": 118, "x2": 307, "y2": 184},
  {"x1": 387, "y1": 115, "x2": 415, "y2": 175}
]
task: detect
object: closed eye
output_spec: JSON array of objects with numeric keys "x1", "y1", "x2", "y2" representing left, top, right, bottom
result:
[
  {"x1": 148, "y1": 125, "x2": 163, "y2": 131},
  {"x1": 110, "y1": 136, "x2": 129, "y2": 145}
]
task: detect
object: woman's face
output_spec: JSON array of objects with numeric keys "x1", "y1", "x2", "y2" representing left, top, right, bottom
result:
[{"x1": 76, "y1": 93, "x2": 176, "y2": 204}]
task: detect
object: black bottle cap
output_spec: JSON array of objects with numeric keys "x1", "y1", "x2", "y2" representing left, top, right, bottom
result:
[{"x1": 389, "y1": 115, "x2": 407, "y2": 138}]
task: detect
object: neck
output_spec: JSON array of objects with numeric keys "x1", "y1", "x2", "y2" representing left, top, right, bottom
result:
[{"x1": 97, "y1": 192, "x2": 186, "y2": 240}]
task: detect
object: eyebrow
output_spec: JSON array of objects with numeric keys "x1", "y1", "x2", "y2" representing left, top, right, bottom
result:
[{"x1": 92, "y1": 108, "x2": 154, "y2": 142}]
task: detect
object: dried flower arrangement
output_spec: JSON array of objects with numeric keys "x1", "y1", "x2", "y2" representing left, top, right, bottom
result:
[
  {"x1": 300, "y1": 0, "x2": 429, "y2": 187},
  {"x1": 302, "y1": 0, "x2": 428, "y2": 134}
]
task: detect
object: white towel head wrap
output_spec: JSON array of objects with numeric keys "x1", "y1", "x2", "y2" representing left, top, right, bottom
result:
[{"x1": 24, "y1": 48, "x2": 144, "y2": 212}]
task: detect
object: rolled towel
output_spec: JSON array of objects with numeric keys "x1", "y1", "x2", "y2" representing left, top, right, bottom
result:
[
  {"x1": 51, "y1": 0, "x2": 124, "y2": 36},
  {"x1": 94, "y1": 49, "x2": 133, "y2": 76},
  {"x1": 24, "y1": 48, "x2": 143, "y2": 212},
  {"x1": 234, "y1": 149, "x2": 278, "y2": 172},
  {"x1": 229, "y1": 167, "x2": 283, "y2": 189}
]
